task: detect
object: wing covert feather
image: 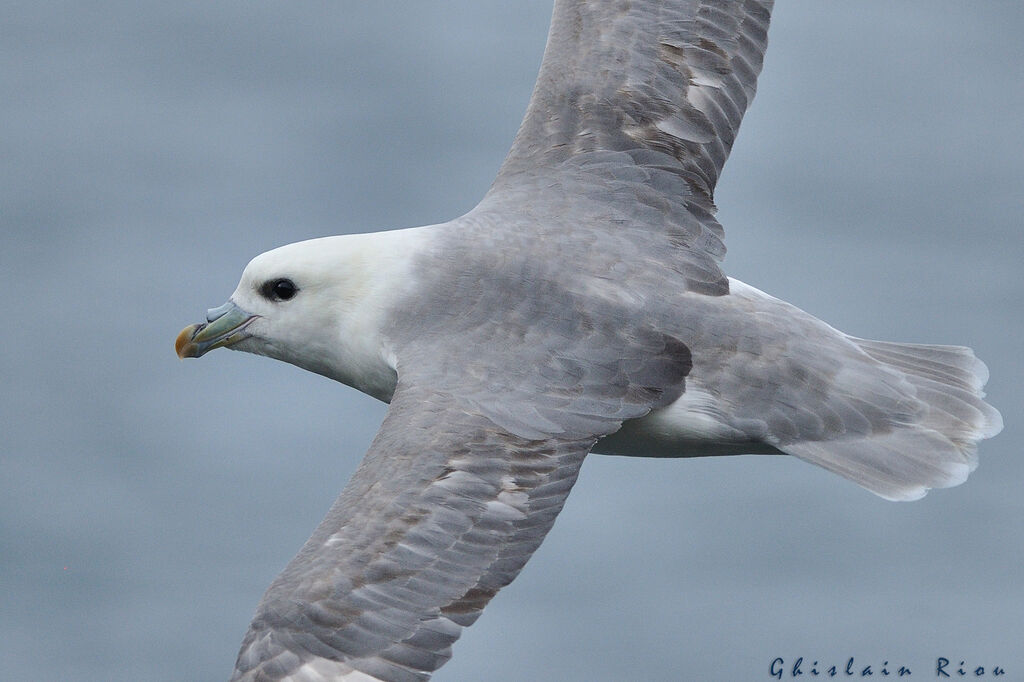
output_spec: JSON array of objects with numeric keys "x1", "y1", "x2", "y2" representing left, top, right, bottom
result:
[
  {"x1": 485, "y1": 0, "x2": 774, "y2": 290},
  {"x1": 230, "y1": 3, "x2": 777, "y2": 678},
  {"x1": 231, "y1": 279, "x2": 696, "y2": 680},
  {"x1": 230, "y1": 385, "x2": 593, "y2": 682},
  {"x1": 498, "y1": 0, "x2": 773, "y2": 198}
]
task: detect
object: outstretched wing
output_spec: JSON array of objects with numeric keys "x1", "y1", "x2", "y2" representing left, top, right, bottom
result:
[
  {"x1": 230, "y1": 386, "x2": 591, "y2": 682},
  {"x1": 483, "y1": 0, "x2": 773, "y2": 294},
  {"x1": 231, "y1": 320, "x2": 693, "y2": 681},
  {"x1": 231, "y1": 2, "x2": 774, "y2": 678}
]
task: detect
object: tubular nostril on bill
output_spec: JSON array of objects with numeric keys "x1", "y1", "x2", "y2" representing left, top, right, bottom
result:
[{"x1": 206, "y1": 301, "x2": 234, "y2": 323}]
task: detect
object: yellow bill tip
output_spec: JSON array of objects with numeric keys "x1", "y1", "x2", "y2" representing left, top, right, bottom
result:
[{"x1": 175, "y1": 324, "x2": 202, "y2": 359}]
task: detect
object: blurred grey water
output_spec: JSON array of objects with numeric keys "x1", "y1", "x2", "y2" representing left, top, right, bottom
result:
[{"x1": 2, "y1": 2, "x2": 1021, "y2": 680}]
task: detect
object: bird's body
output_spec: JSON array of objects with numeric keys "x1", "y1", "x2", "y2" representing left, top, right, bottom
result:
[
  {"x1": 229, "y1": 213, "x2": 997, "y2": 496},
  {"x1": 176, "y1": 1, "x2": 1001, "y2": 680}
]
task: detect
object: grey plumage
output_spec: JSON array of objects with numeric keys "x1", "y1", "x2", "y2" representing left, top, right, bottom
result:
[
  {"x1": 211, "y1": 1, "x2": 1001, "y2": 680},
  {"x1": 232, "y1": 388, "x2": 593, "y2": 682},
  {"x1": 231, "y1": 236, "x2": 699, "y2": 680},
  {"x1": 493, "y1": 0, "x2": 772, "y2": 294}
]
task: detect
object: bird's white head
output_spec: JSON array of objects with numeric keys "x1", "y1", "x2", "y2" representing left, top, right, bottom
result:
[{"x1": 175, "y1": 231, "x2": 426, "y2": 401}]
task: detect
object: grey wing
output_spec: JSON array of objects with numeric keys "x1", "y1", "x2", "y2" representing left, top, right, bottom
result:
[
  {"x1": 230, "y1": 326, "x2": 693, "y2": 681},
  {"x1": 230, "y1": 386, "x2": 592, "y2": 682},
  {"x1": 484, "y1": 0, "x2": 773, "y2": 293}
]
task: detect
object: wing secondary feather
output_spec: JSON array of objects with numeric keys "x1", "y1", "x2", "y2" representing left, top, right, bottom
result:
[
  {"x1": 483, "y1": 0, "x2": 774, "y2": 294},
  {"x1": 231, "y1": 385, "x2": 593, "y2": 681}
]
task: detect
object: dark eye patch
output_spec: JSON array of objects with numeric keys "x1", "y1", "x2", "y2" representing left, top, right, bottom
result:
[{"x1": 261, "y1": 278, "x2": 298, "y2": 302}]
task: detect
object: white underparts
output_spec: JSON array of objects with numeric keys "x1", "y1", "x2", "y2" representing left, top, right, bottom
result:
[{"x1": 593, "y1": 385, "x2": 779, "y2": 458}]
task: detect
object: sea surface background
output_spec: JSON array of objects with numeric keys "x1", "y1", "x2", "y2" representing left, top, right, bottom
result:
[{"x1": 3, "y1": 2, "x2": 1022, "y2": 680}]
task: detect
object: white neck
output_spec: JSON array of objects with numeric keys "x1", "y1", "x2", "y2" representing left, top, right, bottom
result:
[{"x1": 325, "y1": 227, "x2": 431, "y2": 401}]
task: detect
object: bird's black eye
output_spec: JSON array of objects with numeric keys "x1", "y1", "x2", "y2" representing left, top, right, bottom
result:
[{"x1": 261, "y1": 278, "x2": 298, "y2": 301}]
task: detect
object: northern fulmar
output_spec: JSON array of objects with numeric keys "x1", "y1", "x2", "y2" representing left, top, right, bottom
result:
[{"x1": 175, "y1": 2, "x2": 1002, "y2": 680}]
